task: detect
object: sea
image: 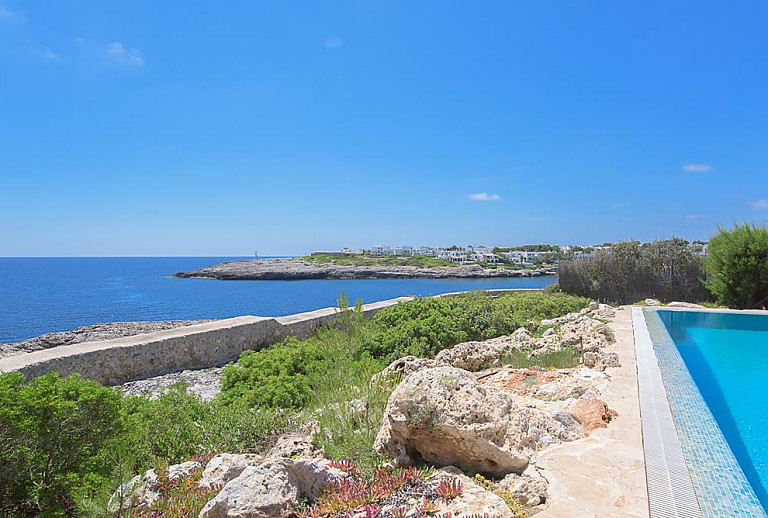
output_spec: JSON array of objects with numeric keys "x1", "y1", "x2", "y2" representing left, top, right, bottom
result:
[{"x1": 0, "y1": 257, "x2": 557, "y2": 343}]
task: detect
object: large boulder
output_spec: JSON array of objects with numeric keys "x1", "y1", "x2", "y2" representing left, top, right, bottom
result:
[
  {"x1": 374, "y1": 367, "x2": 580, "y2": 477},
  {"x1": 435, "y1": 340, "x2": 509, "y2": 372},
  {"x1": 199, "y1": 457, "x2": 346, "y2": 518},
  {"x1": 199, "y1": 461, "x2": 299, "y2": 518},
  {"x1": 199, "y1": 454, "x2": 262, "y2": 490}
]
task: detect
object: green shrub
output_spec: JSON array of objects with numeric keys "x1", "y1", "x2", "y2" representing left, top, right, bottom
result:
[
  {"x1": 0, "y1": 372, "x2": 122, "y2": 516},
  {"x1": 365, "y1": 292, "x2": 588, "y2": 361},
  {"x1": 706, "y1": 223, "x2": 768, "y2": 309},
  {"x1": 219, "y1": 339, "x2": 325, "y2": 409},
  {"x1": 123, "y1": 384, "x2": 290, "y2": 468}
]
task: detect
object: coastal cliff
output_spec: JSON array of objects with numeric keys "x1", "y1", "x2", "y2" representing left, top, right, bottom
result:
[{"x1": 174, "y1": 257, "x2": 556, "y2": 280}]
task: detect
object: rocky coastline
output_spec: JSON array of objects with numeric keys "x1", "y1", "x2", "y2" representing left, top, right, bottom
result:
[
  {"x1": 0, "y1": 320, "x2": 213, "y2": 359},
  {"x1": 174, "y1": 257, "x2": 557, "y2": 281}
]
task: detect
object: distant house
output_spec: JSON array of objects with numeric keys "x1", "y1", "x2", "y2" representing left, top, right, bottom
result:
[
  {"x1": 505, "y1": 251, "x2": 542, "y2": 265},
  {"x1": 371, "y1": 245, "x2": 391, "y2": 255},
  {"x1": 415, "y1": 246, "x2": 435, "y2": 256},
  {"x1": 392, "y1": 245, "x2": 414, "y2": 255},
  {"x1": 439, "y1": 250, "x2": 466, "y2": 263},
  {"x1": 468, "y1": 245, "x2": 492, "y2": 254},
  {"x1": 470, "y1": 252, "x2": 501, "y2": 264},
  {"x1": 341, "y1": 247, "x2": 361, "y2": 255}
]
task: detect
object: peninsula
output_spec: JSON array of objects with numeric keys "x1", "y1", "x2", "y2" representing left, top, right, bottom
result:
[{"x1": 174, "y1": 257, "x2": 557, "y2": 280}]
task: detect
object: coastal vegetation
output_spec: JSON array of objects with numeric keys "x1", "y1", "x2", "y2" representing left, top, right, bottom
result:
[
  {"x1": 302, "y1": 253, "x2": 457, "y2": 268},
  {"x1": 0, "y1": 291, "x2": 588, "y2": 517},
  {"x1": 558, "y1": 238, "x2": 712, "y2": 304},
  {"x1": 705, "y1": 223, "x2": 768, "y2": 309}
]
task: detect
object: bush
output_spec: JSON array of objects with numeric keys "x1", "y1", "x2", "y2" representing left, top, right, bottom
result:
[
  {"x1": 706, "y1": 223, "x2": 768, "y2": 309},
  {"x1": 365, "y1": 291, "x2": 589, "y2": 361},
  {"x1": 558, "y1": 239, "x2": 711, "y2": 304},
  {"x1": 0, "y1": 372, "x2": 122, "y2": 516}
]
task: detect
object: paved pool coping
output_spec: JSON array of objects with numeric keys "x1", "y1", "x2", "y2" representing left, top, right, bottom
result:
[{"x1": 634, "y1": 306, "x2": 766, "y2": 517}]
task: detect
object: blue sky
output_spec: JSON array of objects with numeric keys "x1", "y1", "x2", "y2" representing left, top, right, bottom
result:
[{"x1": 1, "y1": 1, "x2": 767, "y2": 256}]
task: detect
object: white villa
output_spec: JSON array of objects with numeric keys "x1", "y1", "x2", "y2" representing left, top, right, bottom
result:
[
  {"x1": 505, "y1": 250, "x2": 543, "y2": 265},
  {"x1": 470, "y1": 252, "x2": 501, "y2": 264}
]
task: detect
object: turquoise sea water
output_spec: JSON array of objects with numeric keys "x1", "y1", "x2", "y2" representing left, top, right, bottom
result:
[
  {"x1": 658, "y1": 310, "x2": 768, "y2": 510},
  {"x1": 0, "y1": 257, "x2": 556, "y2": 343}
]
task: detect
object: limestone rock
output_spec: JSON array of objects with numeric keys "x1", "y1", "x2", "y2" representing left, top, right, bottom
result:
[
  {"x1": 498, "y1": 468, "x2": 549, "y2": 507},
  {"x1": 199, "y1": 458, "x2": 345, "y2": 518},
  {"x1": 542, "y1": 328, "x2": 556, "y2": 337},
  {"x1": 377, "y1": 355, "x2": 444, "y2": 381},
  {"x1": 433, "y1": 468, "x2": 514, "y2": 517},
  {"x1": 374, "y1": 366, "x2": 580, "y2": 477},
  {"x1": 582, "y1": 351, "x2": 620, "y2": 371},
  {"x1": 514, "y1": 327, "x2": 534, "y2": 342},
  {"x1": 563, "y1": 399, "x2": 618, "y2": 436},
  {"x1": 199, "y1": 454, "x2": 262, "y2": 490},
  {"x1": 268, "y1": 433, "x2": 322, "y2": 460},
  {"x1": 644, "y1": 299, "x2": 661, "y2": 306},
  {"x1": 199, "y1": 461, "x2": 299, "y2": 518},
  {"x1": 435, "y1": 340, "x2": 508, "y2": 372}
]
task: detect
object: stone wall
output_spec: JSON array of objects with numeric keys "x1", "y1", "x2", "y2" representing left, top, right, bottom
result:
[
  {"x1": 0, "y1": 289, "x2": 536, "y2": 386},
  {"x1": 0, "y1": 297, "x2": 412, "y2": 385}
]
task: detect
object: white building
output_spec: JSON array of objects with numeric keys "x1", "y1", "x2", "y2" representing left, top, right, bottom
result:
[
  {"x1": 392, "y1": 245, "x2": 414, "y2": 255},
  {"x1": 505, "y1": 251, "x2": 542, "y2": 265},
  {"x1": 470, "y1": 252, "x2": 501, "y2": 264},
  {"x1": 415, "y1": 246, "x2": 436, "y2": 256},
  {"x1": 438, "y1": 250, "x2": 466, "y2": 263},
  {"x1": 370, "y1": 245, "x2": 391, "y2": 255}
]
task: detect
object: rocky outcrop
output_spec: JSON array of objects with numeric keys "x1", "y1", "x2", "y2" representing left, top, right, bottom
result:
[
  {"x1": 0, "y1": 320, "x2": 213, "y2": 359},
  {"x1": 374, "y1": 366, "x2": 580, "y2": 477},
  {"x1": 434, "y1": 337, "x2": 516, "y2": 372},
  {"x1": 121, "y1": 366, "x2": 225, "y2": 401},
  {"x1": 199, "y1": 458, "x2": 346, "y2": 518},
  {"x1": 198, "y1": 453, "x2": 263, "y2": 489},
  {"x1": 174, "y1": 257, "x2": 556, "y2": 281}
]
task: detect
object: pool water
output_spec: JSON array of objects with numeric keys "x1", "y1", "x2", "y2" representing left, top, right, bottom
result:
[{"x1": 658, "y1": 310, "x2": 768, "y2": 510}]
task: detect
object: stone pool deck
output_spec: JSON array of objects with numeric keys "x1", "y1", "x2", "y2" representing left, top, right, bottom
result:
[{"x1": 537, "y1": 306, "x2": 650, "y2": 517}]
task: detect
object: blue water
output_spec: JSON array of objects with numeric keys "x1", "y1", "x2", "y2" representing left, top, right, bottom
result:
[
  {"x1": 658, "y1": 310, "x2": 768, "y2": 510},
  {"x1": 0, "y1": 257, "x2": 556, "y2": 343}
]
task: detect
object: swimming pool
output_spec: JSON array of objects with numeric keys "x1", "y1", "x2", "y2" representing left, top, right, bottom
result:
[{"x1": 644, "y1": 308, "x2": 768, "y2": 516}]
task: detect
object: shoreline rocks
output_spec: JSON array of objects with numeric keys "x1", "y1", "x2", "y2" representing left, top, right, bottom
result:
[
  {"x1": 0, "y1": 320, "x2": 214, "y2": 359},
  {"x1": 174, "y1": 257, "x2": 557, "y2": 281}
]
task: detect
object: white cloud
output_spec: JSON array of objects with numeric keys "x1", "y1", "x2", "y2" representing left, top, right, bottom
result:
[
  {"x1": 469, "y1": 192, "x2": 501, "y2": 202},
  {"x1": 43, "y1": 47, "x2": 59, "y2": 60},
  {"x1": 685, "y1": 214, "x2": 704, "y2": 220},
  {"x1": 683, "y1": 164, "x2": 713, "y2": 173},
  {"x1": 105, "y1": 42, "x2": 144, "y2": 66},
  {"x1": 752, "y1": 199, "x2": 768, "y2": 210},
  {"x1": 325, "y1": 37, "x2": 343, "y2": 49}
]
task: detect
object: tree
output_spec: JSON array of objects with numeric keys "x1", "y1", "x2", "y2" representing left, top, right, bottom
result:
[{"x1": 706, "y1": 223, "x2": 768, "y2": 309}]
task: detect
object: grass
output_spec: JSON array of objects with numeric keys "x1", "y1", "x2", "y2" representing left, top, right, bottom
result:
[
  {"x1": 499, "y1": 346, "x2": 580, "y2": 370},
  {"x1": 302, "y1": 253, "x2": 458, "y2": 268}
]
